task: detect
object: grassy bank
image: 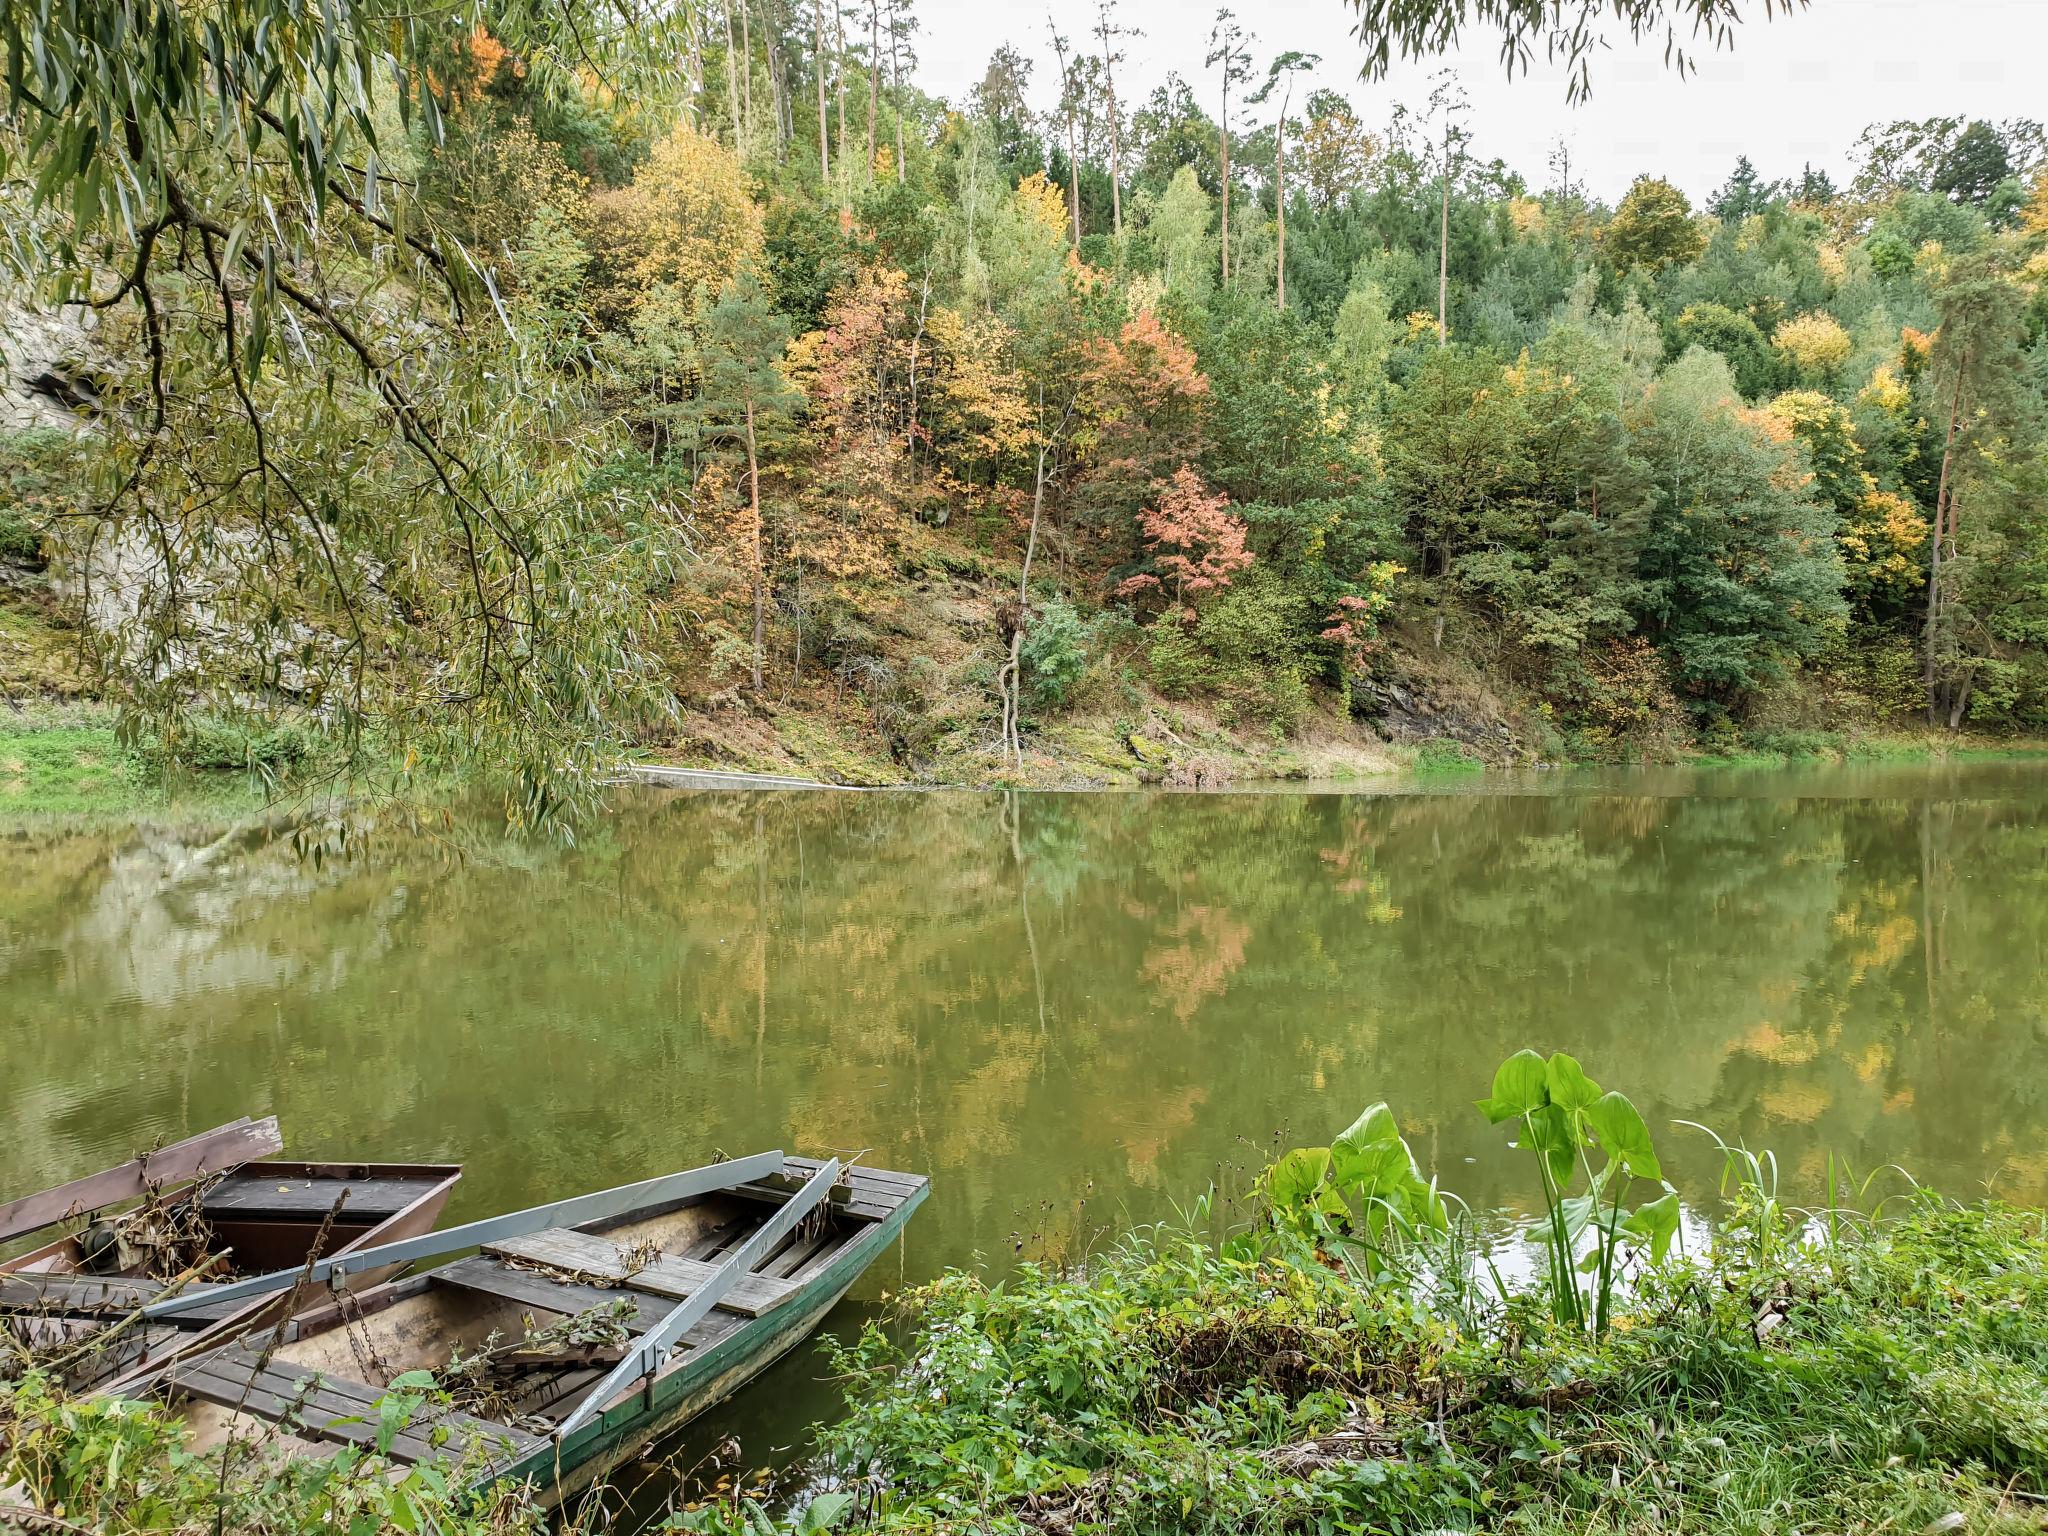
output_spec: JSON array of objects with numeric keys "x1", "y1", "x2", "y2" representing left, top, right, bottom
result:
[
  {"x1": 7, "y1": 1052, "x2": 2046, "y2": 1536},
  {"x1": 676, "y1": 1053, "x2": 2048, "y2": 1536},
  {"x1": 0, "y1": 705, "x2": 287, "y2": 818}
]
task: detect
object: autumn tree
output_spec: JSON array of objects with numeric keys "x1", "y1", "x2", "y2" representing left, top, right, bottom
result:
[
  {"x1": 1772, "y1": 311, "x2": 1854, "y2": 385},
  {"x1": 1118, "y1": 467, "x2": 1255, "y2": 608},
  {"x1": 594, "y1": 126, "x2": 766, "y2": 314},
  {"x1": 1296, "y1": 91, "x2": 1377, "y2": 211},
  {"x1": 689, "y1": 272, "x2": 803, "y2": 690},
  {"x1": 1075, "y1": 311, "x2": 1213, "y2": 533},
  {"x1": 1605, "y1": 175, "x2": 1706, "y2": 272}
]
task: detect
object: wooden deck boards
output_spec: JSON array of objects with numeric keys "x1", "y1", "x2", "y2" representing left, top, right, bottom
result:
[
  {"x1": 168, "y1": 1345, "x2": 546, "y2": 1465},
  {"x1": 483, "y1": 1230, "x2": 800, "y2": 1318},
  {"x1": 201, "y1": 1176, "x2": 428, "y2": 1221}
]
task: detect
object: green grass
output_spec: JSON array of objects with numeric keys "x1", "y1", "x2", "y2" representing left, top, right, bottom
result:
[
  {"x1": 0, "y1": 710, "x2": 281, "y2": 818},
  {"x1": 0, "y1": 717, "x2": 154, "y2": 813},
  {"x1": 670, "y1": 1198, "x2": 2048, "y2": 1536},
  {"x1": 1411, "y1": 739, "x2": 1486, "y2": 776}
]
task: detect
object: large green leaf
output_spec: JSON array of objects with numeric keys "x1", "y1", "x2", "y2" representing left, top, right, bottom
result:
[
  {"x1": 1332, "y1": 1102, "x2": 1409, "y2": 1190},
  {"x1": 1525, "y1": 1102, "x2": 1581, "y2": 1186},
  {"x1": 1545, "y1": 1052, "x2": 1602, "y2": 1112},
  {"x1": 1476, "y1": 1048, "x2": 1550, "y2": 1123},
  {"x1": 1587, "y1": 1092, "x2": 1662, "y2": 1180},
  {"x1": 1268, "y1": 1147, "x2": 1332, "y2": 1213},
  {"x1": 1621, "y1": 1190, "x2": 1682, "y2": 1263}
]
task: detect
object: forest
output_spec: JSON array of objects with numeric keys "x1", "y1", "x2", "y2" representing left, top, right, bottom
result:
[{"x1": 2, "y1": 0, "x2": 2046, "y2": 802}]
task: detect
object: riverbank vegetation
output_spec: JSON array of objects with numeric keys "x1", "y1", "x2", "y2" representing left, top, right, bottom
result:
[
  {"x1": 5, "y1": 1050, "x2": 2046, "y2": 1534},
  {"x1": 688, "y1": 1053, "x2": 2048, "y2": 1535},
  {"x1": 1, "y1": 1, "x2": 2045, "y2": 808}
]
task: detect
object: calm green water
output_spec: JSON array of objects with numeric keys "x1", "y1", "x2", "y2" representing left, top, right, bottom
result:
[{"x1": 4, "y1": 762, "x2": 2047, "y2": 1457}]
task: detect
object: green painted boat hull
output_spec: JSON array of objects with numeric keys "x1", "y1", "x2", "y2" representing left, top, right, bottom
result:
[{"x1": 475, "y1": 1181, "x2": 927, "y2": 1507}]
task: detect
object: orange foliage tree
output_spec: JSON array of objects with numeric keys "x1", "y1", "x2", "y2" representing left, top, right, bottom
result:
[
  {"x1": 1117, "y1": 466, "x2": 1254, "y2": 609},
  {"x1": 1075, "y1": 311, "x2": 1211, "y2": 530}
]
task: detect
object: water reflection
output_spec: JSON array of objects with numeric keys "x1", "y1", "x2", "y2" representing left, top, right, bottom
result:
[{"x1": 3, "y1": 767, "x2": 2046, "y2": 1299}]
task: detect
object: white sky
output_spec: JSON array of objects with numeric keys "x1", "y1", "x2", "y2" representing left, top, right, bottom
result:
[{"x1": 911, "y1": 0, "x2": 2048, "y2": 203}]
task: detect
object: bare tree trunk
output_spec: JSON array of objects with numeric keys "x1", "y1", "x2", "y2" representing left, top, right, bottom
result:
[
  {"x1": 1051, "y1": 29, "x2": 1081, "y2": 250},
  {"x1": 1437, "y1": 120, "x2": 1449, "y2": 345},
  {"x1": 866, "y1": 0, "x2": 879, "y2": 181},
  {"x1": 834, "y1": 2, "x2": 849, "y2": 203},
  {"x1": 686, "y1": 13, "x2": 705, "y2": 128},
  {"x1": 765, "y1": 0, "x2": 790, "y2": 156},
  {"x1": 1098, "y1": 8, "x2": 1123, "y2": 236},
  {"x1": 746, "y1": 399, "x2": 765, "y2": 692},
  {"x1": 1275, "y1": 76, "x2": 1291, "y2": 308},
  {"x1": 1924, "y1": 365, "x2": 1966, "y2": 725},
  {"x1": 889, "y1": 11, "x2": 905, "y2": 181},
  {"x1": 814, "y1": 0, "x2": 830, "y2": 181},
  {"x1": 1218, "y1": 75, "x2": 1231, "y2": 288},
  {"x1": 738, "y1": 0, "x2": 755, "y2": 148},
  {"x1": 722, "y1": 3, "x2": 744, "y2": 145}
]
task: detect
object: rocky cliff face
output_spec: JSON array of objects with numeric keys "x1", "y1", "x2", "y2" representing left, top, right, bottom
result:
[{"x1": 0, "y1": 294, "x2": 98, "y2": 433}]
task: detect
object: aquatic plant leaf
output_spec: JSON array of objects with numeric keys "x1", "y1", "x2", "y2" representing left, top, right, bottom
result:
[
  {"x1": 1478, "y1": 1049, "x2": 1550, "y2": 1122},
  {"x1": 1622, "y1": 1190, "x2": 1681, "y2": 1263},
  {"x1": 1588, "y1": 1092, "x2": 1662, "y2": 1180},
  {"x1": 1332, "y1": 1102, "x2": 1410, "y2": 1188},
  {"x1": 1527, "y1": 1101, "x2": 1581, "y2": 1185},
  {"x1": 795, "y1": 1492, "x2": 856, "y2": 1533},
  {"x1": 1268, "y1": 1147, "x2": 1332, "y2": 1212},
  {"x1": 1545, "y1": 1052, "x2": 1602, "y2": 1112}
]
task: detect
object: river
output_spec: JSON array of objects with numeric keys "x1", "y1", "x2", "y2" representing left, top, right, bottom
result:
[{"x1": 3, "y1": 760, "x2": 2045, "y2": 1467}]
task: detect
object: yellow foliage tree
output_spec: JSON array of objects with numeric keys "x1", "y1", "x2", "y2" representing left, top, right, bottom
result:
[
  {"x1": 1772, "y1": 311, "x2": 1853, "y2": 382},
  {"x1": 593, "y1": 127, "x2": 763, "y2": 309}
]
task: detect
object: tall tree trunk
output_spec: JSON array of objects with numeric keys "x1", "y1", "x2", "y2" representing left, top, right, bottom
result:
[
  {"x1": 1437, "y1": 120, "x2": 1449, "y2": 345},
  {"x1": 1924, "y1": 364, "x2": 1966, "y2": 725},
  {"x1": 889, "y1": 12, "x2": 905, "y2": 181},
  {"x1": 1275, "y1": 77, "x2": 1291, "y2": 308},
  {"x1": 1099, "y1": 10, "x2": 1123, "y2": 236},
  {"x1": 746, "y1": 399, "x2": 765, "y2": 692},
  {"x1": 834, "y1": 2, "x2": 849, "y2": 203},
  {"x1": 770, "y1": 0, "x2": 790, "y2": 156},
  {"x1": 722, "y1": 3, "x2": 743, "y2": 146},
  {"x1": 866, "y1": 0, "x2": 879, "y2": 181},
  {"x1": 686, "y1": 13, "x2": 705, "y2": 128},
  {"x1": 740, "y1": 0, "x2": 757, "y2": 142},
  {"x1": 1051, "y1": 31, "x2": 1081, "y2": 250},
  {"x1": 1218, "y1": 74, "x2": 1231, "y2": 288},
  {"x1": 814, "y1": 0, "x2": 830, "y2": 181}
]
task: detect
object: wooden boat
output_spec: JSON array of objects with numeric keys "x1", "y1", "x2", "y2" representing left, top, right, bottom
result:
[
  {"x1": 136, "y1": 1152, "x2": 928, "y2": 1507},
  {"x1": 0, "y1": 1119, "x2": 461, "y2": 1390}
]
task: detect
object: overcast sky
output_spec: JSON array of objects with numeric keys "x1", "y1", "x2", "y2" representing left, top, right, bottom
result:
[{"x1": 911, "y1": 0, "x2": 2048, "y2": 203}]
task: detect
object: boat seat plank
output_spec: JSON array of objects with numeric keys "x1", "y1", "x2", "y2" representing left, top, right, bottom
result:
[
  {"x1": 482, "y1": 1230, "x2": 800, "y2": 1318},
  {"x1": 0, "y1": 1273, "x2": 161, "y2": 1316},
  {"x1": 200, "y1": 1176, "x2": 428, "y2": 1222},
  {"x1": 169, "y1": 1346, "x2": 544, "y2": 1465},
  {"x1": 761, "y1": 1227, "x2": 838, "y2": 1281},
  {"x1": 431, "y1": 1256, "x2": 669, "y2": 1332}
]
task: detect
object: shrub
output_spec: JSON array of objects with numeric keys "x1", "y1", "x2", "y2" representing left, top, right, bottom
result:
[
  {"x1": 145, "y1": 715, "x2": 319, "y2": 777},
  {"x1": 1019, "y1": 597, "x2": 1091, "y2": 713},
  {"x1": 1146, "y1": 567, "x2": 1314, "y2": 734},
  {"x1": 0, "y1": 428, "x2": 86, "y2": 567}
]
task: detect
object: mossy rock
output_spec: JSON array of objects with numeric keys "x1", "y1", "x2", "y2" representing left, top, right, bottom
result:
[{"x1": 1125, "y1": 732, "x2": 1173, "y2": 767}]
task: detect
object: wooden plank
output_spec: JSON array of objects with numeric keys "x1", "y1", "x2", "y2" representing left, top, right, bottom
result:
[
  {"x1": 175, "y1": 1347, "x2": 544, "y2": 1464},
  {"x1": 0, "y1": 1273, "x2": 160, "y2": 1316},
  {"x1": 431, "y1": 1257, "x2": 668, "y2": 1332},
  {"x1": 484, "y1": 1230, "x2": 799, "y2": 1318},
  {"x1": 147, "y1": 1151, "x2": 785, "y2": 1321},
  {"x1": 554, "y1": 1157, "x2": 843, "y2": 1439},
  {"x1": 201, "y1": 1176, "x2": 430, "y2": 1220},
  {"x1": 0, "y1": 1118, "x2": 283, "y2": 1243}
]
